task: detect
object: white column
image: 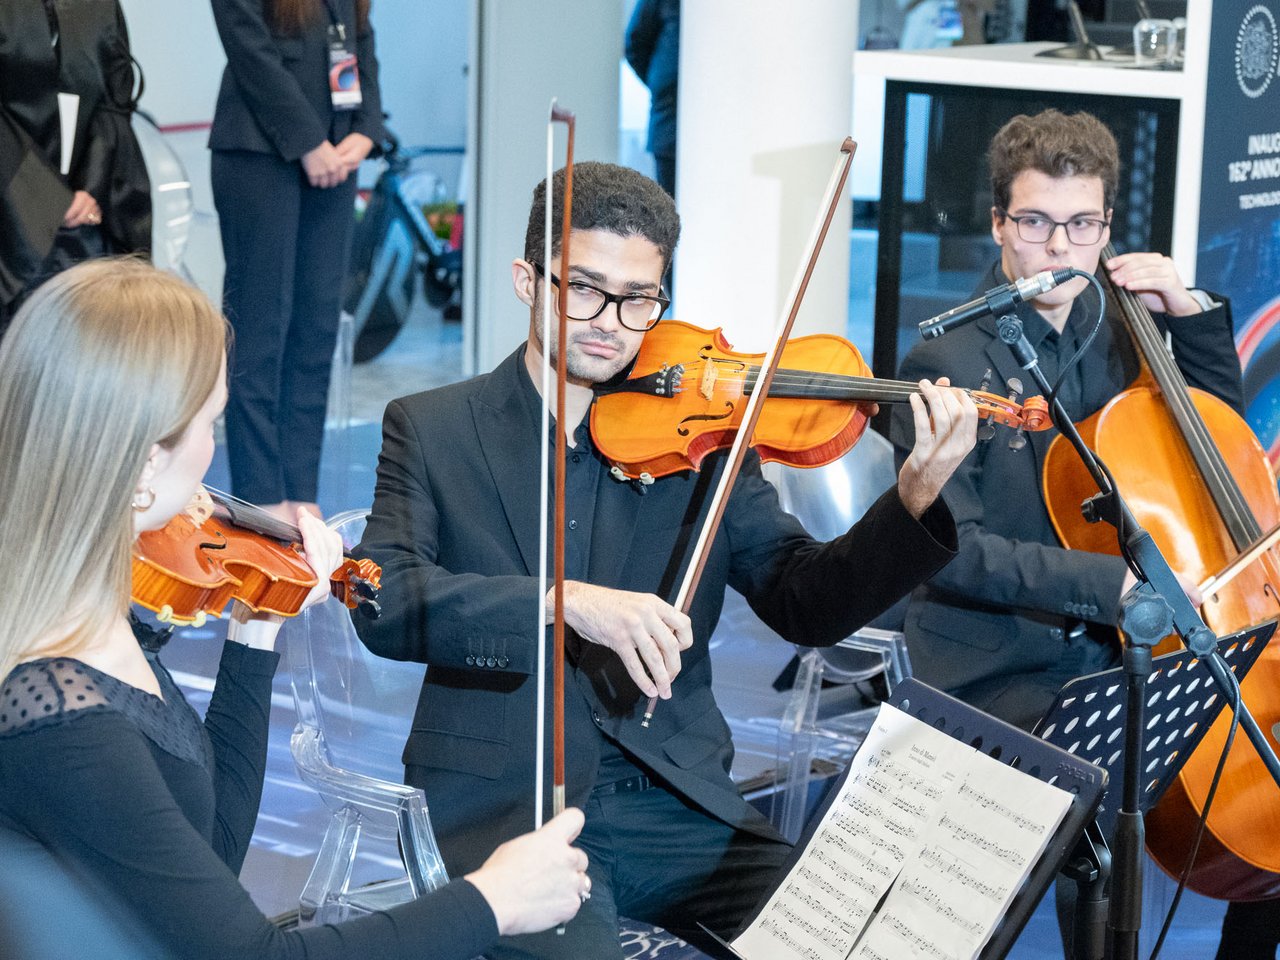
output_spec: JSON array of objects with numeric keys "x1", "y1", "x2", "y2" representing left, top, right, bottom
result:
[
  {"x1": 465, "y1": 0, "x2": 624, "y2": 375},
  {"x1": 676, "y1": 0, "x2": 859, "y2": 348}
]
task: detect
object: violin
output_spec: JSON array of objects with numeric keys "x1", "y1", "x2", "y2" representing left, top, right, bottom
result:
[
  {"x1": 590, "y1": 320, "x2": 1051, "y2": 480},
  {"x1": 131, "y1": 487, "x2": 382, "y2": 627}
]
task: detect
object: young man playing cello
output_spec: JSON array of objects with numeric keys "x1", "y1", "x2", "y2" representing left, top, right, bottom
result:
[
  {"x1": 354, "y1": 161, "x2": 979, "y2": 959},
  {"x1": 889, "y1": 109, "x2": 1267, "y2": 957}
]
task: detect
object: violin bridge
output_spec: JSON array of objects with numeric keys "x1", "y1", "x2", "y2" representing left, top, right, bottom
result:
[{"x1": 699, "y1": 359, "x2": 717, "y2": 400}]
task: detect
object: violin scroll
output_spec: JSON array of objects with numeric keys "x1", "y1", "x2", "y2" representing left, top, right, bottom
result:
[{"x1": 968, "y1": 388, "x2": 1050, "y2": 434}]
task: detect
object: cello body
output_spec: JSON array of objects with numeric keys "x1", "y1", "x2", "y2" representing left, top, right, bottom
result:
[{"x1": 1043, "y1": 257, "x2": 1280, "y2": 900}]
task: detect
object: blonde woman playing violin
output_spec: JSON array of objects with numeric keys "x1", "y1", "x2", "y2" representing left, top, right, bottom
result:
[{"x1": 0, "y1": 259, "x2": 588, "y2": 960}]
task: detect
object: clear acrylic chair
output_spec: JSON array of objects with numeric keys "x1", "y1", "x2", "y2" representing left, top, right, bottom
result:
[
  {"x1": 761, "y1": 432, "x2": 912, "y2": 842},
  {"x1": 284, "y1": 509, "x2": 448, "y2": 925},
  {"x1": 130, "y1": 111, "x2": 194, "y2": 278}
]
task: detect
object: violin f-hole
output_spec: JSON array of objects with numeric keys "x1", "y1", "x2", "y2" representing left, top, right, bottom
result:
[{"x1": 677, "y1": 402, "x2": 735, "y2": 437}]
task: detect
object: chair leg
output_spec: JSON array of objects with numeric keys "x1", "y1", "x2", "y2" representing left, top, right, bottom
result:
[
  {"x1": 299, "y1": 806, "x2": 363, "y2": 926},
  {"x1": 774, "y1": 650, "x2": 824, "y2": 844}
]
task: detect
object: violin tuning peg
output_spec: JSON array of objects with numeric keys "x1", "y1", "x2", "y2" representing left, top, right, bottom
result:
[
  {"x1": 977, "y1": 420, "x2": 997, "y2": 443},
  {"x1": 357, "y1": 598, "x2": 382, "y2": 621},
  {"x1": 1008, "y1": 425, "x2": 1028, "y2": 452},
  {"x1": 978, "y1": 367, "x2": 993, "y2": 394},
  {"x1": 1005, "y1": 377, "x2": 1024, "y2": 403}
]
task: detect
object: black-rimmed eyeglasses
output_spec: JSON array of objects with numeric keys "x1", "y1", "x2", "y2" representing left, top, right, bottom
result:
[
  {"x1": 999, "y1": 212, "x2": 1110, "y2": 245},
  {"x1": 531, "y1": 262, "x2": 669, "y2": 332}
]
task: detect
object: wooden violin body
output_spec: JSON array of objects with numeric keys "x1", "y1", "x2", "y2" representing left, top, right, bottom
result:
[
  {"x1": 1043, "y1": 247, "x2": 1280, "y2": 900},
  {"x1": 131, "y1": 488, "x2": 381, "y2": 627},
  {"x1": 591, "y1": 320, "x2": 1049, "y2": 480}
]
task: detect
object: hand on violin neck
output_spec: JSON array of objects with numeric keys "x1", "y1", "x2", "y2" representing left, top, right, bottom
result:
[
  {"x1": 225, "y1": 510, "x2": 343, "y2": 649},
  {"x1": 897, "y1": 378, "x2": 979, "y2": 519},
  {"x1": 548, "y1": 581, "x2": 692, "y2": 700}
]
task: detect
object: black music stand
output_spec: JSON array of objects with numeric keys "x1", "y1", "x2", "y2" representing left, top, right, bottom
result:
[
  {"x1": 698, "y1": 680, "x2": 1107, "y2": 960},
  {"x1": 1034, "y1": 621, "x2": 1276, "y2": 960}
]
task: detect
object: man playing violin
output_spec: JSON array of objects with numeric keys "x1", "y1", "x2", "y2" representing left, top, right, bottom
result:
[
  {"x1": 355, "y1": 160, "x2": 979, "y2": 960},
  {"x1": 890, "y1": 110, "x2": 1262, "y2": 958}
]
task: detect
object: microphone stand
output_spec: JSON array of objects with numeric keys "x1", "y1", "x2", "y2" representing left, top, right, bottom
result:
[
  {"x1": 1035, "y1": 0, "x2": 1105, "y2": 60},
  {"x1": 985, "y1": 287, "x2": 1280, "y2": 960}
]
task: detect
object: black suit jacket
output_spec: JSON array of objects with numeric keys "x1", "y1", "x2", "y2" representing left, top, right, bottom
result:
[
  {"x1": 208, "y1": 0, "x2": 384, "y2": 162},
  {"x1": 890, "y1": 263, "x2": 1242, "y2": 728},
  {"x1": 0, "y1": 0, "x2": 150, "y2": 302},
  {"x1": 354, "y1": 346, "x2": 958, "y2": 875}
]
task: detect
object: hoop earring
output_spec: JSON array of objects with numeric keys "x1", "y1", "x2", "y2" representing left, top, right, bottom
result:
[{"x1": 131, "y1": 487, "x2": 156, "y2": 512}]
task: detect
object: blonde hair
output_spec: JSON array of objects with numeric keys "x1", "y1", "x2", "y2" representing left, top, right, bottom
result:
[{"x1": 0, "y1": 259, "x2": 226, "y2": 678}]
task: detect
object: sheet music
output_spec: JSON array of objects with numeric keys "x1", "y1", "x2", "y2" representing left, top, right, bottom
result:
[{"x1": 732, "y1": 704, "x2": 1073, "y2": 960}]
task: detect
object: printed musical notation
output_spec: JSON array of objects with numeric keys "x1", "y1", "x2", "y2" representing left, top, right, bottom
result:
[
  {"x1": 937, "y1": 813, "x2": 1028, "y2": 868},
  {"x1": 869, "y1": 911, "x2": 962, "y2": 960},
  {"x1": 767, "y1": 898, "x2": 855, "y2": 953},
  {"x1": 864, "y1": 750, "x2": 947, "y2": 802},
  {"x1": 917, "y1": 847, "x2": 1009, "y2": 903},
  {"x1": 755, "y1": 917, "x2": 828, "y2": 960},
  {"x1": 899, "y1": 878, "x2": 985, "y2": 937},
  {"x1": 957, "y1": 781, "x2": 1047, "y2": 835},
  {"x1": 732, "y1": 703, "x2": 1073, "y2": 960}
]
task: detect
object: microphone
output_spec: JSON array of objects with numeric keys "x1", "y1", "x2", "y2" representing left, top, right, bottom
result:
[{"x1": 918, "y1": 268, "x2": 1078, "y2": 340}]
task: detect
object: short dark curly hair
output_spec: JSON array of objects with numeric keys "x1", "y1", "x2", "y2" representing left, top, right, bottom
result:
[
  {"x1": 523, "y1": 162, "x2": 681, "y2": 274},
  {"x1": 988, "y1": 110, "x2": 1119, "y2": 213}
]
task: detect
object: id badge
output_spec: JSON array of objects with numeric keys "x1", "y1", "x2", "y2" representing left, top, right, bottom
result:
[
  {"x1": 936, "y1": 1, "x2": 964, "y2": 41},
  {"x1": 328, "y1": 23, "x2": 362, "y2": 111}
]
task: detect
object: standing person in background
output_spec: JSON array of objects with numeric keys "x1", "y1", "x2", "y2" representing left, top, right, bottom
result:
[
  {"x1": 209, "y1": 0, "x2": 385, "y2": 522},
  {"x1": 0, "y1": 0, "x2": 151, "y2": 333},
  {"x1": 624, "y1": 0, "x2": 679, "y2": 202}
]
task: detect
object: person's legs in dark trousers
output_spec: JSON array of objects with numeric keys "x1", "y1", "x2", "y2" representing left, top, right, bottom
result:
[
  {"x1": 1217, "y1": 900, "x2": 1280, "y2": 959},
  {"x1": 653, "y1": 153, "x2": 675, "y2": 200},
  {"x1": 652, "y1": 153, "x2": 676, "y2": 297},
  {"x1": 278, "y1": 174, "x2": 356, "y2": 504},
  {"x1": 485, "y1": 786, "x2": 790, "y2": 960},
  {"x1": 212, "y1": 149, "x2": 302, "y2": 505}
]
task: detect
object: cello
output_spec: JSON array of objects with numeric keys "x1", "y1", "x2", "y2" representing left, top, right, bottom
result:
[{"x1": 1042, "y1": 243, "x2": 1280, "y2": 900}]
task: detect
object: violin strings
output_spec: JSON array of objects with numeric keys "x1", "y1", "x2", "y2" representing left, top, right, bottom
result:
[
  {"x1": 205, "y1": 486, "x2": 302, "y2": 541},
  {"x1": 725, "y1": 365, "x2": 1015, "y2": 408}
]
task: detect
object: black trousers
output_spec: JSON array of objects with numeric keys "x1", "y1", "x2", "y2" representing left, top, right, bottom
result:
[
  {"x1": 212, "y1": 148, "x2": 356, "y2": 504},
  {"x1": 1217, "y1": 900, "x2": 1280, "y2": 959},
  {"x1": 482, "y1": 783, "x2": 790, "y2": 960}
]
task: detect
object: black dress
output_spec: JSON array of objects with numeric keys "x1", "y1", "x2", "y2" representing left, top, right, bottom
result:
[
  {"x1": 0, "y1": 635, "x2": 498, "y2": 960},
  {"x1": 0, "y1": 0, "x2": 152, "y2": 324}
]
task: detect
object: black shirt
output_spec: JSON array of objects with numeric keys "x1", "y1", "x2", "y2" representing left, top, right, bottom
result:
[{"x1": 516, "y1": 351, "x2": 648, "y2": 785}]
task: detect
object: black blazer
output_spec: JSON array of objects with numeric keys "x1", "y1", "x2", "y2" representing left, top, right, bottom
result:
[
  {"x1": 208, "y1": 0, "x2": 384, "y2": 162},
  {"x1": 354, "y1": 346, "x2": 958, "y2": 875},
  {"x1": 890, "y1": 263, "x2": 1242, "y2": 728},
  {"x1": 0, "y1": 0, "x2": 150, "y2": 300}
]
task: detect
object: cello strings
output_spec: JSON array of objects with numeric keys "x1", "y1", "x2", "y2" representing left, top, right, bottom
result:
[{"x1": 1105, "y1": 246, "x2": 1259, "y2": 544}]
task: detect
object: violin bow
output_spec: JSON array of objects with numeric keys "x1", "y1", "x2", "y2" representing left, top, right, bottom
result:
[
  {"x1": 642, "y1": 138, "x2": 858, "y2": 727},
  {"x1": 535, "y1": 101, "x2": 575, "y2": 828}
]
